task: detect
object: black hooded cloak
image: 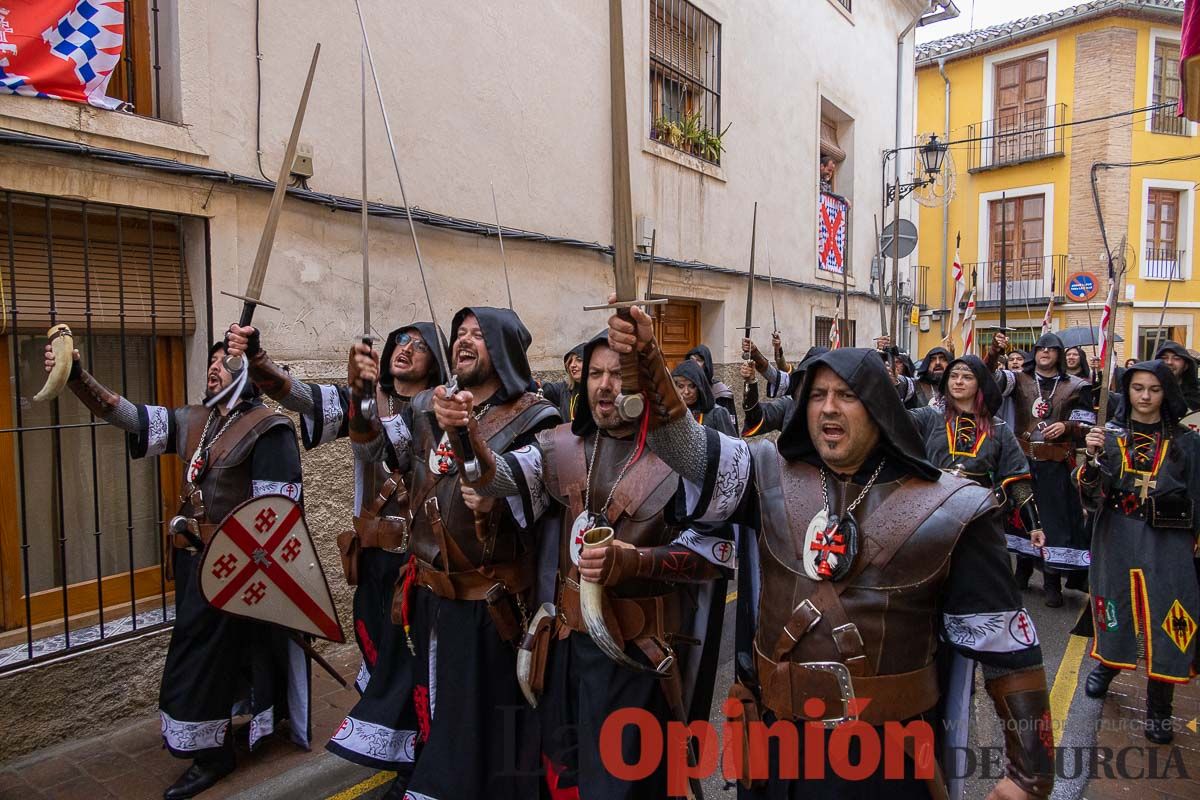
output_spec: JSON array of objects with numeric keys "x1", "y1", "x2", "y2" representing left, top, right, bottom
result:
[
  {"x1": 378, "y1": 321, "x2": 447, "y2": 397},
  {"x1": 685, "y1": 344, "x2": 739, "y2": 427},
  {"x1": 450, "y1": 306, "x2": 534, "y2": 405},
  {"x1": 1154, "y1": 340, "x2": 1200, "y2": 413},
  {"x1": 542, "y1": 341, "x2": 587, "y2": 422},
  {"x1": 673, "y1": 359, "x2": 735, "y2": 436}
]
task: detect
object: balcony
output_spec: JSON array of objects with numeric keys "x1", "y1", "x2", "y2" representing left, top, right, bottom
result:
[
  {"x1": 1144, "y1": 248, "x2": 1186, "y2": 280},
  {"x1": 959, "y1": 254, "x2": 1069, "y2": 308},
  {"x1": 966, "y1": 104, "x2": 1067, "y2": 172},
  {"x1": 1150, "y1": 108, "x2": 1189, "y2": 136}
]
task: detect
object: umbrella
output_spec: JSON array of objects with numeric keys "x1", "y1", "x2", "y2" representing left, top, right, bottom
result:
[{"x1": 1055, "y1": 326, "x2": 1124, "y2": 349}]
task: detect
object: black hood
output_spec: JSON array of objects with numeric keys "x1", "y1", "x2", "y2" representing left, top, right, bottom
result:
[
  {"x1": 916, "y1": 346, "x2": 952, "y2": 382},
  {"x1": 939, "y1": 355, "x2": 1003, "y2": 417},
  {"x1": 1025, "y1": 332, "x2": 1065, "y2": 376},
  {"x1": 1153, "y1": 340, "x2": 1200, "y2": 409},
  {"x1": 209, "y1": 341, "x2": 260, "y2": 402},
  {"x1": 1064, "y1": 347, "x2": 1092, "y2": 383},
  {"x1": 672, "y1": 359, "x2": 715, "y2": 413},
  {"x1": 685, "y1": 345, "x2": 716, "y2": 384},
  {"x1": 563, "y1": 342, "x2": 586, "y2": 367},
  {"x1": 800, "y1": 346, "x2": 830, "y2": 365},
  {"x1": 450, "y1": 306, "x2": 533, "y2": 405},
  {"x1": 1117, "y1": 360, "x2": 1188, "y2": 428},
  {"x1": 779, "y1": 348, "x2": 941, "y2": 480},
  {"x1": 570, "y1": 332, "x2": 616, "y2": 437},
  {"x1": 378, "y1": 321, "x2": 447, "y2": 396}
]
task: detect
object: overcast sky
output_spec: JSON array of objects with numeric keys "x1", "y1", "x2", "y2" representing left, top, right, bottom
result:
[{"x1": 916, "y1": 0, "x2": 1087, "y2": 43}]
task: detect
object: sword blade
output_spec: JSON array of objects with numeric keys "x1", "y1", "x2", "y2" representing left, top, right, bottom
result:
[
  {"x1": 743, "y1": 202, "x2": 757, "y2": 332},
  {"x1": 766, "y1": 249, "x2": 778, "y2": 333},
  {"x1": 491, "y1": 182, "x2": 514, "y2": 311},
  {"x1": 609, "y1": 0, "x2": 636, "y2": 304},
  {"x1": 645, "y1": 228, "x2": 657, "y2": 302},
  {"x1": 246, "y1": 43, "x2": 321, "y2": 303},
  {"x1": 360, "y1": 45, "x2": 371, "y2": 340}
]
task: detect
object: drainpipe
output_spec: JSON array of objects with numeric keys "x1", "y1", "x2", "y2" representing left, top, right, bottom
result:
[
  {"x1": 939, "y1": 57, "x2": 951, "y2": 337},
  {"x1": 895, "y1": 8, "x2": 924, "y2": 351}
]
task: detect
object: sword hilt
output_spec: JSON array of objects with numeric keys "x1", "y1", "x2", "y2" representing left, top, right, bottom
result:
[
  {"x1": 223, "y1": 302, "x2": 258, "y2": 375},
  {"x1": 359, "y1": 335, "x2": 378, "y2": 421},
  {"x1": 616, "y1": 310, "x2": 645, "y2": 422},
  {"x1": 444, "y1": 377, "x2": 482, "y2": 482}
]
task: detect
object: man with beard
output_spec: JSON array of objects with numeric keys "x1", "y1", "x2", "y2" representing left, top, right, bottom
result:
[
  {"x1": 45, "y1": 339, "x2": 307, "y2": 799},
  {"x1": 913, "y1": 344, "x2": 953, "y2": 407},
  {"x1": 1154, "y1": 340, "x2": 1200, "y2": 412},
  {"x1": 353, "y1": 307, "x2": 559, "y2": 800},
  {"x1": 686, "y1": 344, "x2": 739, "y2": 429},
  {"x1": 608, "y1": 307, "x2": 1054, "y2": 800},
  {"x1": 987, "y1": 332, "x2": 1092, "y2": 607},
  {"x1": 435, "y1": 333, "x2": 729, "y2": 799},
  {"x1": 541, "y1": 342, "x2": 586, "y2": 421},
  {"x1": 1078, "y1": 362, "x2": 1200, "y2": 744},
  {"x1": 740, "y1": 346, "x2": 830, "y2": 436},
  {"x1": 225, "y1": 322, "x2": 444, "y2": 796}
]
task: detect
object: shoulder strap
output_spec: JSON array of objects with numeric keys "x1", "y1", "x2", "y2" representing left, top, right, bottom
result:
[
  {"x1": 208, "y1": 405, "x2": 281, "y2": 465},
  {"x1": 545, "y1": 424, "x2": 587, "y2": 517},
  {"x1": 608, "y1": 452, "x2": 676, "y2": 521}
]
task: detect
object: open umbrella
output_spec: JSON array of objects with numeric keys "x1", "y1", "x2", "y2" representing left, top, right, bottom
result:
[{"x1": 1055, "y1": 326, "x2": 1124, "y2": 349}]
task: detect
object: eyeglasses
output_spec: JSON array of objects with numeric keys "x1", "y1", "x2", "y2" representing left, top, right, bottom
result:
[{"x1": 394, "y1": 331, "x2": 430, "y2": 354}]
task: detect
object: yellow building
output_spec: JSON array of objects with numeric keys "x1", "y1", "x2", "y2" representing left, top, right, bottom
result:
[{"x1": 914, "y1": 0, "x2": 1195, "y2": 365}]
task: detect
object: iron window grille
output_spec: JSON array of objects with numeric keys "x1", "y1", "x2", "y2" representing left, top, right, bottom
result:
[{"x1": 649, "y1": 0, "x2": 723, "y2": 165}]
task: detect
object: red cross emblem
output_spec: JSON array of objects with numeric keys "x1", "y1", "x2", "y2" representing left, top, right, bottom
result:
[
  {"x1": 809, "y1": 525, "x2": 846, "y2": 578},
  {"x1": 819, "y1": 197, "x2": 846, "y2": 272},
  {"x1": 1008, "y1": 610, "x2": 1036, "y2": 645},
  {"x1": 211, "y1": 553, "x2": 239, "y2": 579},
  {"x1": 206, "y1": 502, "x2": 342, "y2": 640},
  {"x1": 1120, "y1": 493, "x2": 1140, "y2": 515},
  {"x1": 255, "y1": 508, "x2": 278, "y2": 533},
  {"x1": 280, "y1": 537, "x2": 302, "y2": 563},
  {"x1": 242, "y1": 581, "x2": 267, "y2": 605},
  {"x1": 711, "y1": 540, "x2": 734, "y2": 563}
]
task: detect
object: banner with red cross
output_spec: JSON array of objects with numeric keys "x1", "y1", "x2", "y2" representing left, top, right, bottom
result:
[
  {"x1": 818, "y1": 192, "x2": 848, "y2": 275},
  {"x1": 200, "y1": 494, "x2": 344, "y2": 642}
]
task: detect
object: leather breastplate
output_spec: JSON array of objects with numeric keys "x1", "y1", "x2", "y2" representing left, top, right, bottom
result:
[
  {"x1": 540, "y1": 423, "x2": 679, "y2": 597},
  {"x1": 751, "y1": 444, "x2": 991, "y2": 677},
  {"x1": 1013, "y1": 372, "x2": 1085, "y2": 435},
  {"x1": 408, "y1": 391, "x2": 556, "y2": 571},
  {"x1": 177, "y1": 404, "x2": 295, "y2": 525}
]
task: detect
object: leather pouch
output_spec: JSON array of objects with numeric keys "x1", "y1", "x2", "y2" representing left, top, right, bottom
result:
[
  {"x1": 337, "y1": 530, "x2": 360, "y2": 586},
  {"x1": 1149, "y1": 493, "x2": 1193, "y2": 529},
  {"x1": 521, "y1": 612, "x2": 555, "y2": 699},
  {"x1": 486, "y1": 583, "x2": 523, "y2": 644}
]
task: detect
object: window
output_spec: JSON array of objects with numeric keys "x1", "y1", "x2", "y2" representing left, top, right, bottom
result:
[
  {"x1": 832, "y1": 0, "x2": 852, "y2": 12},
  {"x1": 649, "y1": 0, "x2": 722, "y2": 164},
  {"x1": 1137, "y1": 326, "x2": 1184, "y2": 361},
  {"x1": 1145, "y1": 188, "x2": 1182, "y2": 279},
  {"x1": 106, "y1": 0, "x2": 162, "y2": 118},
  {"x1": 1151, "y1": 40, "x2": 1186, "y2": 135},
  {"x1": 814, "y1": 316, "x2": 855, "y2": 349},
  {"x1": 988, "y1": 195, "x2": 1045, "y2": 282},
  {"x1": 0, "y1": 193, "x2": 202, "y2": 668},
  {"x1": 993, "y1": 52, "x2": 1049, "y2": 163}
]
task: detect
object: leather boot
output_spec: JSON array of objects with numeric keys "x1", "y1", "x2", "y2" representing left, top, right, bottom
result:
[
  {"x1": 163, "y1": 750, "x2": 235, "y2": 799},
  {"x1": 1145, "y1": 679, "x2": 1175, "y2": 745},
  {"x1": 1013, "y1": 557, "x2": 1034, "y2": 591},
  {"x1": 1043, "y1": 572, "x2": 1063, "y2": 608},
  {"x1": 1084, "y1": 663, "x2": 1119, "y2": 698}
]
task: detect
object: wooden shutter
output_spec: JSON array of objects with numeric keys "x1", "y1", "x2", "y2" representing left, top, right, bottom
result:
[
  {"x1": 2, "y1": 196, "x2": 195, "y2": 335},
  {"x1": 1154, "y1": 41, "x2": 1181, "y2": 105},
  {"x1": 651, "y1": 3, "x2": 701, "y2": 81},
  {"x1": 994, "y1": 52, "x2": 1048, "y2": 162},
  {"x1": 988, "y1": 195, "x2": 1045, "y2": 282},
  {"x1": 1147, "y1": 189, "x2": 1180, "y2": 253},
  {"x1": 820, "y1": 115, "x2": 846, "y2": 162}
]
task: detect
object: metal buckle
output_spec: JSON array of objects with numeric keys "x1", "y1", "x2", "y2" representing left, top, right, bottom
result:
[
  {"x1": 794, "y1": 660, "x2": 857, "y2": 728},
  {"x1": 785, "y1": 598, "x2": 823, "y2": 643},
  {"x1": 379, "y1": 516, "x2": 409, "y2": 553}
]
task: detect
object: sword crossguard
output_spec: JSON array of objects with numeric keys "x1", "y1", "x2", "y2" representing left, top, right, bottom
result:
[{"x1": 583, "y1": 298, "x2": 669, "y2": 312}]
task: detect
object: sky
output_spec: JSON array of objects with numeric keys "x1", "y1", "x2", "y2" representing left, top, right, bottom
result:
[{"x1": 916, "y1": 0, "x2": 1089, "y2": 43}]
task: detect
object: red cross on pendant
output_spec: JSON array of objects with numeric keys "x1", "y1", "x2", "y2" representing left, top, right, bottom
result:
[{"x1": 809, "y1": 524, "x2": 846, "y2": 578}]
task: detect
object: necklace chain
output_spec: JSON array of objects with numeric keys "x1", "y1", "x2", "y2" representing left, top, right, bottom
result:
[
  {"x1": 582, "y1": 433, "x2": 640, "y2": 523},
  {"x1": 819, "y1": 459, "x2": 886, "y2": 516},
  {"x1": 189, "y1": 408, "x2": 242, "y2": 480}
]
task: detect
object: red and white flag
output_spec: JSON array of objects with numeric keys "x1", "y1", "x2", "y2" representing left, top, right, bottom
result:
[
  {"x1": 950, "y1": 246, "x2": 967, "y2": 332},
  {"x1": 1097, "y1": 277, "x2": 1118, "y2": 371},
  {"x1": 1041, "y1": 272, "x2": 1056, "y2": 335},
  {"x1": 1181, "y1": 0, "x2": 1199, "y2": 121},
  {"x1": 828, "y1": 306, "x2": 842, "y2": 349},
  {"x1": 961, "y1": 288, "x2": 976, "y2": 355},
  {"x1": 0, "y1": 2, "x2": 126, "y2": 111}
]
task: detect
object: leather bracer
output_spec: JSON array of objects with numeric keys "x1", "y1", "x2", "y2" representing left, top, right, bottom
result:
[
  {"x1": 638, "y1": 339, "x2": 688, "y2": 430},
  {"x1": 68, "y1": 366, "x2": 121, "y2": 420},
  {"x1": 347, "y1": 345, "x2": 381, "y2": 444},
  {"x1": 596, "y1": 543, "x2": 717, "y2": 586},
  {"x1": 456, "y1": 416, "x2": 497, "y2": 489},
  {"x1": 985, "y1": 667, "x2": 1055, "y2": 798},
  {"x1": 248, "y1": 350, "x2": 293, "y2": 401}
]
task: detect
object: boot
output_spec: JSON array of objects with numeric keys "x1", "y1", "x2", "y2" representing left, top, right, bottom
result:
[
  {"x1": 1084, "y1": 663, "x2": 1120, "y2": 698},
  {"x1": 163, "y1": 750, "x2": 235, "y2": 800},
  {"x1": 1043, "y1": 572, "x2": 1063, "y2": 608},
  {"x1": 1145, "y1": 679, "x2": 1175, "y2": 745},
  {"x1": 1013, "y1": 558, "x2": 1034, "y2": 591}
]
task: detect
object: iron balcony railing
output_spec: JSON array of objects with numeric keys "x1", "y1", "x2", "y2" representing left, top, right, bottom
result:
[
  {"x1": 960, "y1": 254, "x2": 1069, "y2": 307},
  {"x1": 967, "y1": 103, "x2": 1067, "y2": 171},
  {"x1": 833, "y1": 0, "x2": 852, "y2": 12},
  {"x1": 1144, "y1": 248, "x2": 1186, "y2": 280},
  {"x1": 1150, "y1": 108, "x2": 1189, "y2": 136}
]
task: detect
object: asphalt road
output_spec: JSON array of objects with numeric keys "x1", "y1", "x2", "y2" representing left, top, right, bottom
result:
[{"x1": 252, "y1": 568, "x2": 1095, "y2": 800}]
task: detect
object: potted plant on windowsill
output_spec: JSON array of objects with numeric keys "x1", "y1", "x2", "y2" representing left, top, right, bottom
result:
[{"x1": 652, "y1": 116, "x2": 684, "y2": 149}]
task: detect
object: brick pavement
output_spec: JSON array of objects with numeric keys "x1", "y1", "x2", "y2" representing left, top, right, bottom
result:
[
  {"x1": 1083, "y1": 668, "x2": 1200, "y2": 800},
  {"x1": 0, "y1": 644, "x2": 363, "y2": 800}
]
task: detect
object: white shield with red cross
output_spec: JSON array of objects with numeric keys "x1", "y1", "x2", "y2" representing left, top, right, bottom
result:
[{"x1": 200, "y1": 495, "x2": 344, "y2": 642}]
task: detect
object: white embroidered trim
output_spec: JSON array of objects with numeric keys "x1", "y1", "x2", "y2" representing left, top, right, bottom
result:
[
  {"x1": 686, "y1": 434, "x2": 750, "y2": 523},
  {"x1": 1042, "y1": 546, "x2": 1092, "y2": 568},
  {"x1": 1005, "y1": 534, "x2": 1042, "y2": 558},
  {"x1": 329, "y1": 715, "x2": 417, "y2": 763},
  {"x1": 1069, "y1": 409, "x2": 1097, "y2": 424},
  {"x1": 943, "y1": 609, "x2": 1040, "y2": 652},
  {"x1": 355, "y1": 659, "x2": 370, "y2": 694},
  {"x1": 160, "y1": 710, "x2": 229, "y2": 752},
  {"x1": 302, "y1": 384, "x2": 344, "y2": 447},
  {"x1": 145, "y1": 405, "x2": 171, "y2": 457},
  {"x1": 673, "y1": 528, "x2": 737, "y2": 569},
  {"x1": 382, "y1": 412, "x2": 412, "y2": 450},
  {"x1": 506, "y1": 445, "x2": 548, "y2": 528},
  {"x1": 403, "y1": 792, "x2": 439, "y2": 800},
  {"x1": 252, "y1": 480, "x2": 302, "y2": 501},
  {"x1": 248, "y1": 706, "x2": 274, "y2": 749}
]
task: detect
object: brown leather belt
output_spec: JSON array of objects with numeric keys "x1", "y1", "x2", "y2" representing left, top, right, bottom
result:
[
  {"x1": 755, "y1": 645, "x2": 939, "y2": 727},
  {"x1": 353, "y1": 514, "x2": 410, "y2": 552},
  {"x1": 415, "y1": 558, "x2": 532, "y2": 602},
  {"x1": 558, "y1": 581, "x2": 682, "y2": 643},
  {"x1": 1020, "y1": 438, "x2": 1072, "y2": 463},
  {"x1": 171, "y1": 522, "x2": 219, "y2": 551}
]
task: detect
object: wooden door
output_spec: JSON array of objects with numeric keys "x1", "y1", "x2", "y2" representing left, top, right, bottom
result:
[
  {"x1": 989, "y1": 195, "x2": 1045, "y2": 282},
  {"x1": 654, "y1": 300, "x2": 700, "y2": 369},
  {"x1": 994, "y1": 52, "x2": 1048, "y2": 163}
]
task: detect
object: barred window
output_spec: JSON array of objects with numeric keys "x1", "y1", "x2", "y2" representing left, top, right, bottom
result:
[
  {"x1": 814, "y1": 316, "x2": 855, "y2": 349},
  {"x1": 649, "y1": 0, "x2": 723, "y2": 165}
]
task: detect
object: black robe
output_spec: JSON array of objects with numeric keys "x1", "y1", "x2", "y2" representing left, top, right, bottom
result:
[{"x1": 687, "y1": 344, "x2": 740, "y2": 430}]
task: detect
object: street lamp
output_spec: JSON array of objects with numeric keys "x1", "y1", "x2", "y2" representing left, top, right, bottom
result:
[{"x1": 919, "y1": 134, "x2": 949, "y2": 179}]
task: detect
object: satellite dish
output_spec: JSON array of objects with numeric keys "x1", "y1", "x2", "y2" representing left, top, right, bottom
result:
[{"x1": 879, "y1": 219, "x2": 918, "y2": 259}]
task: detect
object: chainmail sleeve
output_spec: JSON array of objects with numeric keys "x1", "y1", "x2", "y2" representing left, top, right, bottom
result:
[{"x1": 646, "y1": 412, "x2": 710, "y2": 486}]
